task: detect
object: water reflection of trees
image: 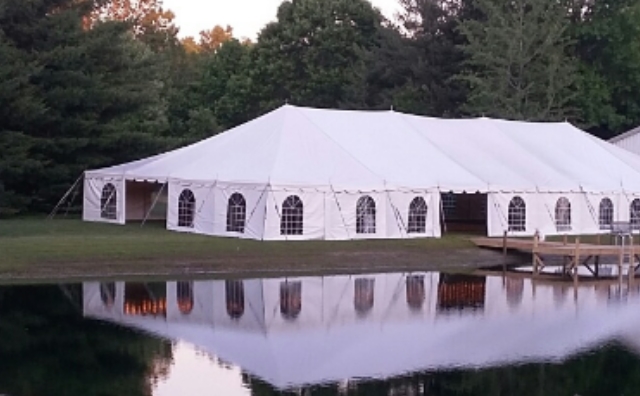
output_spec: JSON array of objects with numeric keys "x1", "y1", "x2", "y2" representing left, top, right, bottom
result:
[
  {"x1": 242, "y1": 344, "x2": 640, "y2": 396},
  {"x1": 0, "y1": 284, "x2": 173, "y2": 396}
]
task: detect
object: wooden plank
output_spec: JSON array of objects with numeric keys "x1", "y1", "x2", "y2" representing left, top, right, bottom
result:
[{"x1": 472, "y1": 237, "x2": 627, "y2": 257}]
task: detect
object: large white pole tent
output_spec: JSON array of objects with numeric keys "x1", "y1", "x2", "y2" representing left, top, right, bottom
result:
[{"x1": 82, "y1": 104, "x2": 640, "y2": 240}]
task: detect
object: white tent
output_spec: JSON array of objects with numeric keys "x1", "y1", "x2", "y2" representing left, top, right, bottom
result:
[
  {"x1": 83, "y1": 105, "x2": 640, "y2": 240},
  {"x1": 83, "y1": 272, "x2": 640, "y2": 389}
]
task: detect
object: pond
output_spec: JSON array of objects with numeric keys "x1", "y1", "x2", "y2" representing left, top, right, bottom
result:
[{"x1": 1, "y1": 270, "x2": 640, "y2": 395}]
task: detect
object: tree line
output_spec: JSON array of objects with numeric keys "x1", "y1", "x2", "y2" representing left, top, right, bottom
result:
[{"x1": 1, "y1": 0, "x2": 640, "y2": 214}]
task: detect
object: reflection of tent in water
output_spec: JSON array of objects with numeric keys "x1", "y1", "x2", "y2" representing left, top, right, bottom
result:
[
  {"x1": 505, "y1": 277, "x2": 525, "y2": 309},
  {"x1": 406, "y1": 275, "x2": 425, "y2": 310},
  {"x1": 226, "y1": 280, "x2": 245, "y2": 319},
  {"x1": 552, "y1": 283, "x2": 571, "y2": 305},
  {"x1": 354, "y1": 278, "x2": 375, "y2": 316},
  {"x1": 280, "y1": 281, "x2": 302, "y2": 320},
  {"x1": 83, "y1": 272, "x2": 640, "y2": 390},
  {"x1": 123, "y1": 282, "x2": 167, "y2": 317},
  {"x1": 437, "y1": 274, "x2": 486, "y2": 312},
  {"x1": 177, "y1": 281, "x2": 194, "y2": 315}
]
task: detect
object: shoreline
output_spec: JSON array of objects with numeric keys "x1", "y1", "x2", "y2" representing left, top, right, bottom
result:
[{"x1": 0, "y1": 218, "x2": 526, "y2": 283}]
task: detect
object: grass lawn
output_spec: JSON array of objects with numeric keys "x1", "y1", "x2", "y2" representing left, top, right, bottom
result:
[{"x1": 0, "y1": 217, "x2": 516, "y2": 281}]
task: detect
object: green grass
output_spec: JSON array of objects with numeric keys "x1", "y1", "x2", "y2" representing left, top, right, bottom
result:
[{"x1": 0, "y1": 217, "x2": 513, "y2": 281}]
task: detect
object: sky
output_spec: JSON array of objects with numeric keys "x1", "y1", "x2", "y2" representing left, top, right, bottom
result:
[{"x1": 163, "y1": 0, "x2": 402, "y2": 40}]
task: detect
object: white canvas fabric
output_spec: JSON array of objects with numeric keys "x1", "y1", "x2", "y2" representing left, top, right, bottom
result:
[{"x1": 83, "y1": 105, "x2": 640, "y2": 239}]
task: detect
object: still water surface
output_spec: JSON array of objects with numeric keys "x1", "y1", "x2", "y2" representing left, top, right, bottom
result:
[{"x1": 2, "y1": 271, "x2": 640, "y2": 395}]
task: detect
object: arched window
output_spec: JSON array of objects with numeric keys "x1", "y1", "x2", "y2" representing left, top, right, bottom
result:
[
  {"x1": 408, "y1": 197, "x2": 428, "y2": 234},
  {"x1": 599, "y1": 198, "x2": 614, "y2": 230},
  {"x1": 280, "y1": 281, "x2": 302, "y2": 320},
  {"x1": 508, "y1": 196, "x2": 526, "y2": 232},
  {"x1": 555, "y1": 197, "x2": 572, "y2": 231},
  {"x1": 226, "y1": 193, "x2": 246, "y2": 233},
  {"x1": 225, "y1": 280, "x2": 245, "y2": 319},
  {"x1": 280, "y1": 196, "x2": 303, "y2": 235},
  {"x1": 354, "y1": 278, "x2": 375, "y2": 316},
  {"x1": 406, "y1": 275, "x2": 425, "y2": 311},
  {"x1": 100, "y1": 183, "x2": 117, "y2": 220},
  {"x1": 356, "y1": 196, "x2": 376, "y2": 234},
  {"x1": 177, "y1": 281, "x2": 194, "y2": 315},
  {"x1": 178, "y1": 189, "x2": 196, "y2": 228},
  {"x1": 631, "y1": 199, "x2": 640, "y2": 230},
  {"x1": 100, "y1": 282, "x2": 116, "y2": 309}
]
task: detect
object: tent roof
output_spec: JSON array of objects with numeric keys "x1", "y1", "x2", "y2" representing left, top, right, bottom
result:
[
  {"x1": 610, "y1": 125, "x2": 640, "y2": 144},
  {"x1": 86, "y1": 105, "x2": 640, "y2": 193}
]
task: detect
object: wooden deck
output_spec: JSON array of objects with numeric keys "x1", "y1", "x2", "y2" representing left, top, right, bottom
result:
[
  {"x1": 471, "y1": 234, "x2": 640, "y2": 279},
  {"x1": 471, "y1": 237, "x2": 632, "y2": 257}
]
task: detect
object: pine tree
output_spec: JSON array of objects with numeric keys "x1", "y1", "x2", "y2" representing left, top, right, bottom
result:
[
  {"x1": 0, "y1": 0, "x2": 169, "y2": 212},
  {"x1": 458, "y1": 0, "x2": 576, "y2": 121}
]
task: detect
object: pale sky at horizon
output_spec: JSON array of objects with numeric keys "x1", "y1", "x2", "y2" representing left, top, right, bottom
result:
[{"x1": 163, "y1": 0, "x2": 402, "y2": 40}]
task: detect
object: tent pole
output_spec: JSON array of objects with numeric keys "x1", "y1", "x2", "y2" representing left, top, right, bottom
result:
[
  {"x1": 48, "y1": 173, "x2": 83, "y2": 220},
  {"x1": 439, "y1": 189, "x2": 448, "y2": 234},
  {"x1": 141, "y1": 182, "x2": 167, "y2": 227}
]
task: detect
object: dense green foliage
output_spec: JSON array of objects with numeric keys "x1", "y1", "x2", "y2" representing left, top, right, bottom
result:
[{"x1": 2, "y1": 0, "x2": 640, "y2": 213}]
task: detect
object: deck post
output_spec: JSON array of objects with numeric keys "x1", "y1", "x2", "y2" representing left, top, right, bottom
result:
[
  {"x1": 630, "y1": 236, "x2": 635, "y2": 282},
  {"x1": 573, "y1": 237, "x2": 580, "y2": 282},
  {"x1": 533, "y1": 231, "x2": 540, "y2": 275},
  {"x1": 619, "y1": 240, "x2": 625, "y2": 280},
  {"x1": 503, "y1": 230, "x2": 508, "y2": 256}
]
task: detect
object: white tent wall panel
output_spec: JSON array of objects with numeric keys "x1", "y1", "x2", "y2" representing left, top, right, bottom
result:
[
  {"x1": 488, "y1": 192, "x2": 611, "y2": 238},
  {"x1": 82, "y1": 177, "x2": 126, "y2": 225},
  {"x1": 326, "y1": 192, "x2": 390, "y2": 240},
  {"x1": 211, "y1": 184, "x2": 269, "y2": 240},
  {"x1": 384, "y1": 192, "x2": 441, "y2": 239},
  {"x1": 324, "y1": 192, "x2": 351, "y2": 240},
  {"x1": 167, "y1": 181, "x2": 213, "y2": 234},
  {"x1": 384, "y1": 193, "x2": 404, "y2": 239},
  {"x1": 263, "y1": 189, "x2": 325, "y2": 241},
  {"x1": 538, "y1": 193, "x2": 584, "y2": 237}
]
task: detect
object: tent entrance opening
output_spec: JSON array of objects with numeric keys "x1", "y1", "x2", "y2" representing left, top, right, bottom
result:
[
  {"x1": 441, "y1": 192, "x2": 487, "y2": 234},
  {"x1": 125, "y1": 181, "x2": 167, "y2": 223}
]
